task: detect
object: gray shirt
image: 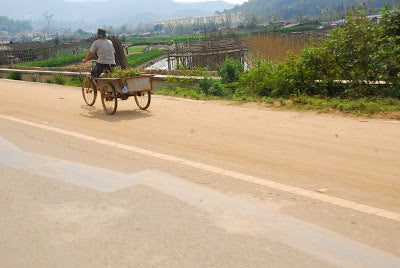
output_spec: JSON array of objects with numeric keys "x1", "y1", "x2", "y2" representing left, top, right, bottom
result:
[{"x1": 89, "y1": 39, "x2": 116, "y2": 65}]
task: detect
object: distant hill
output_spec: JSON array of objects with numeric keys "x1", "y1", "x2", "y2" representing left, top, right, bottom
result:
[
  {"x1": 0, "y1": 16, "x2": 32, "y2": 34},
  {"x1": 0, "y1": 0, "x2": 234, "y2": 30},
  {"x1": 229, "y1": 0, "x2": 395, "y2": 22}
]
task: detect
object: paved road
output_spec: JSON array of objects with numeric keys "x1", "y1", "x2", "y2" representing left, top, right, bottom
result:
[{"x1": 0, "y1": 79, "x2": 399, "y2": 267}]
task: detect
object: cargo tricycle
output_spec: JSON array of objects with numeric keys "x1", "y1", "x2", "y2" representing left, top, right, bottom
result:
[{"x1": 82, "y1": 72, "x2": 154, "y2": 115}]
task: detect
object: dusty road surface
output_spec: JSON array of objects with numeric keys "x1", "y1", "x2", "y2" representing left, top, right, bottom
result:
[{"x1": 0, "y1": 79, "x2": 399, "y2": 267}]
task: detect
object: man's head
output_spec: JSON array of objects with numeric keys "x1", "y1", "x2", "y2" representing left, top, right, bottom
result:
[{"x1": 97, "y1": 28, "x2": 107, "y2": 39}]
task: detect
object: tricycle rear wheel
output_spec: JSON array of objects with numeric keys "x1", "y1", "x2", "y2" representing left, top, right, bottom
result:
[
  {"x1": 82, "y1": 77, "x2": 97, "y2": 106},
  {"x1": 101, "y1": 83, "x2": 118, "y2": 115},
  {"x1": 134, "y1": 91, "x2": 151, "y2": 110}
]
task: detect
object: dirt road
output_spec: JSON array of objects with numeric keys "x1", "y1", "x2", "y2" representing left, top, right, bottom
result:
[{"x1": 0, "y1": 79, "x2": 399, "y2": 266}]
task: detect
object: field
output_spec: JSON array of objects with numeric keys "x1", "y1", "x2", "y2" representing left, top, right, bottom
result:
[
  {"x1": 246, "y1": 33, "x2": 314, "y2": 62},
  {"x1": 128, "y1": 45, "x2": 148, "y2": 54},
  {"x1": 12, "y1": 48, "x2": 166, "y2": 69},
  {"x1": 127, "y1": 35, "x2": 206, "y2": 45},
  {"x1": 15, "y1": 53, "x2": 87, "y2": 67},
  {"x1": 127, "y1": 49, "x2": 167, "y2": 67}
]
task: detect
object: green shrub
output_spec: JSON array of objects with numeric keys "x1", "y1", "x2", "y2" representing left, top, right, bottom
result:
[
  {"x1": 238, "y1": 9, "x2": 400, "y2": 100},
  {"x1": 238, "y1": 59, "x2": 292, "y2": 97},
  {"x1": 53, "y1": 73, "x2": 67, "y2": 85},
  {"x1": 218, "y1": 57, "x2": 243, "y2": 84},
  {"x1": 209, "y1": 80, "x2": 227, "y2": 97},
  {"x1": 199, "y1": 77, "x2": 228, "y2": 96},
  {"x1": 66, "y1": 77, "x2": 84, "y2": 87},
  {"x1": 301, "y1": 9, "x2": 400, "y2": 98},
  {"x1": 196, "y1": 57, "x2": 244, "y2": 98},
  {"x1": 7, "y1": 71, "x2": 21, "y2": 80}
]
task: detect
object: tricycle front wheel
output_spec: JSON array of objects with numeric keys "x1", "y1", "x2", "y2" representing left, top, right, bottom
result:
[
  {"x1": 101, "y1": 83, "x2": 118, "y2": 115},
  {"x1": 82, "y1": 77, "x2": 97, "y2": 106},
  {"x1": 135, "y1": 91, "x2": 151, "y2": 110}
]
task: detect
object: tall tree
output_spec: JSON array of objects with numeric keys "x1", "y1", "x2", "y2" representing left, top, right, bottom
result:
[{"x1": 42, "y1": 11, "x2": 53, "y2": 29}]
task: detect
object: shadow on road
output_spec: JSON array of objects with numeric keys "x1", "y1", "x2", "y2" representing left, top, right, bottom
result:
[{"x1": 79, "y1": 105, "x2": 153, "y2": 122}]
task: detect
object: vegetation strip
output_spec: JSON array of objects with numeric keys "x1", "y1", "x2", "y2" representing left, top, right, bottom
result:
[
  {"x1": 155, "y1": 9, "x2": 400, "y2": 119},
  {"x1": 127, "y1": 49, "x2": 167, "y2": 67},
  {"x1": 15, "y1": 53, "x2": 87, "y2": 67}
]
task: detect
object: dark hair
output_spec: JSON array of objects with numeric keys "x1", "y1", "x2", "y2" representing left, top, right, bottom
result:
[{"x1": 97, "y1": 28, "x2": 107, "y2": 39}]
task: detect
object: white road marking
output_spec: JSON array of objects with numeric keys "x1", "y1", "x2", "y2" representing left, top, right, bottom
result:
[
  {"x1": 382, "y1": 120, "x2": 400, "y2": 124},
  {"x1": 1, "y1": 113, "x2": 400, "y2": 222},
  {"x1": 2, "y1": 138, "x2": 400, "y2": 266}
]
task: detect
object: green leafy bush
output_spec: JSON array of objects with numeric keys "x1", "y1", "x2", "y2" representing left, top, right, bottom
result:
[
  {"x1": 66, "y1": 77, "x2": 84, "y2": 87},
  {"x1": 53, "y1": 73, "x2": 67, "y2": 85},
  {"x1": 6, "y1": 71, "x2": 21, "y2": 80},
  {"x1": 217, "y1": 57, "x2": 243, "y2": 84},
  {"x1": 239, "y1": 9, "x2": 400, "y2": 99},
  {"x1": 238, "y1": 57, "x2": 307, "y2": 98},
  {"x1": 376, "y1": 8, "x2": 400, "y2": 94},
  {"x1": 301, "y1": 9, "x2": 400, "y2": 98},
  {"x1": 196, "y1": 57, "x2": 244, "y2": 97},
  {"x1": 199, "y1": 77, "x2": 227, "y2": 96}
]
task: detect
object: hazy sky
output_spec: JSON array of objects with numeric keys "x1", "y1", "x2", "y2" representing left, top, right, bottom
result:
[
  {"x1": 173, "y1": 0, "x2": 246, "y2": 3},
  {"x1": 65, "y1": 0, "x2": 247, "y2": 4}
]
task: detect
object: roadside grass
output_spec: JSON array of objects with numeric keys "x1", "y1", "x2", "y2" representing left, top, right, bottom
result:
[
  {"x1": 40, "y1": 75, "x2": 84, "y2": 87},
  {"x1": 155, "y1": 86, "x2": 216, "y2": 100},
  {"x1": 283, "y1": 96, "x2": 400, "y2": 118},
  {"x1": 26, "y1": 75, "x2": 399, "y2": 119},
  {"x1": 53, "y1": 73, "x2": 67, "y2": 85},
  {"x1": 154, "y1": 87, "x2": 400, "y2": 119},
  {"x1": 7, "y1": 68, "x2": 398, "y2": 119},
  {"x1": 65, "y1": 77, "x2": 84, "y2": 87}
]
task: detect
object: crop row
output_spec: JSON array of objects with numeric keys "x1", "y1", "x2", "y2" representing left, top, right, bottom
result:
[
  {"x1": 127, "y1": 35, "x2": 205, "y2": 45},
  {"x1": 128, "y1": 45, "x2": 148, "y2": 54},
  {"x1": 127, "y1": 49, "x2": 167, "y2": 67},
  {"x1": 16, "y1": 53, "x2": 87, "y2": 67}
]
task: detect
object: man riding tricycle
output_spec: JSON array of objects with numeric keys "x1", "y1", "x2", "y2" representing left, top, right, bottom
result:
[{"x1": 81, "y1": 28, "x2": 153, "y2": 115}]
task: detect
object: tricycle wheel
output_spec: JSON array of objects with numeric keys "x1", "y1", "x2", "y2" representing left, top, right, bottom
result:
[
  {"x1": 135, "y1": 91, "x2": 151, "y2": 110},
  {"x1": 101, "y1": 83, "x2": 118, "y2": 115},
  {"x1": 82, "y1": 77, "x2": 97, "y2": 106}
]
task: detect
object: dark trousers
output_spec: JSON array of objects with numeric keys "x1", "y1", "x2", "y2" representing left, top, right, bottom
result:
[{"x1": 91, "y1": 63, "x2": 116, "y2": 78}]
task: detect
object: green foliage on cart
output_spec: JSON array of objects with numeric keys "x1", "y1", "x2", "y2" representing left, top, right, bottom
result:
[{"x1": 103, "y1": 66, "x2": 139, "y2": 78}]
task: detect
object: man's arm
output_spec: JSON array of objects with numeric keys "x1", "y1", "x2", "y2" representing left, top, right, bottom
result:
[{"x1": 82, "y1": 51, "x2": 94, "y2": 63}]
